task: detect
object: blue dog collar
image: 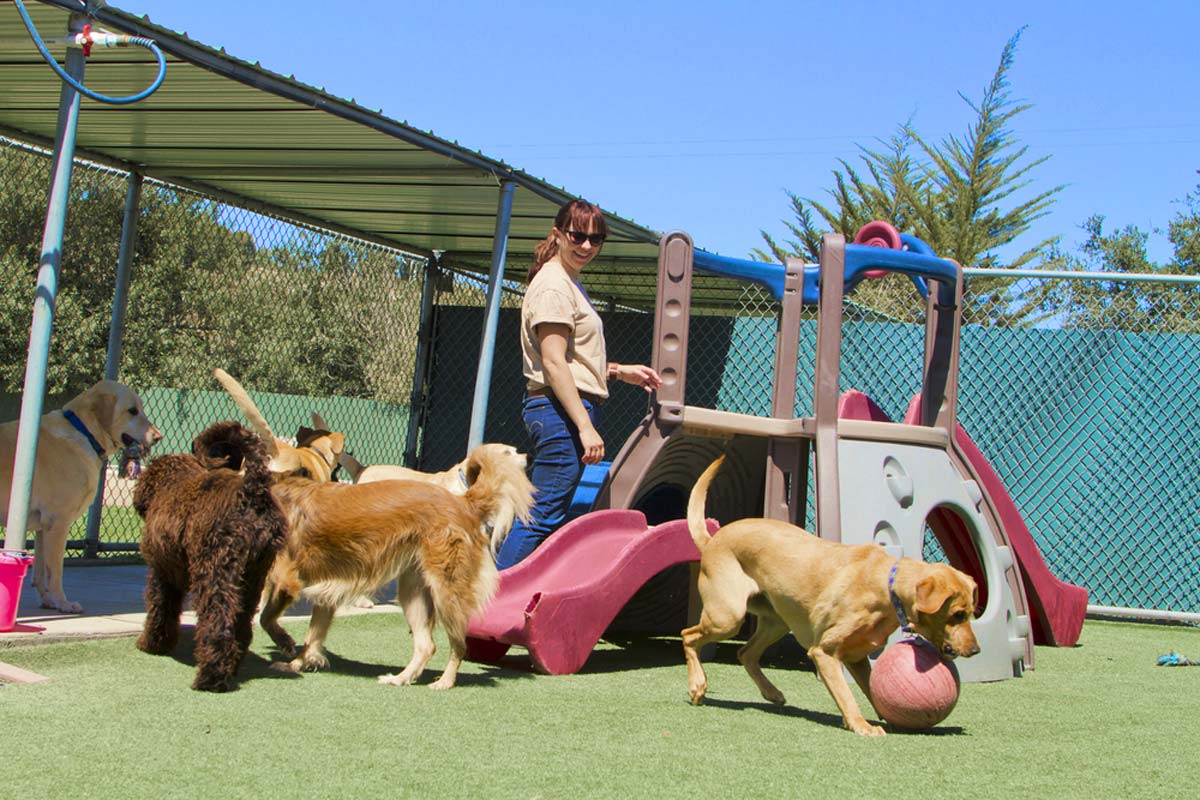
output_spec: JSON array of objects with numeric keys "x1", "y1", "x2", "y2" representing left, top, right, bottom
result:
[
  {"x1": 888, "y1": 561, "x2": 914, "y2": 634},
  {"x1": 63, "y1": 409, "x2": 106, "y2": 459}
]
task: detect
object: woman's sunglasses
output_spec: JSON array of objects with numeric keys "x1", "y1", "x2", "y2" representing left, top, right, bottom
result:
[{"x1": 563, "y1": 229, "x2": 606, "y2": 247}]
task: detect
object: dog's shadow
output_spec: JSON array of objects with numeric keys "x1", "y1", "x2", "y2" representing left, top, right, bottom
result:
[
  {"x1": 699, "y1": 695, "x2": 965, "y2": 736},
  {"x1": 165, "y1": 627, "x2": 301, "y2": 689},
  {"x1": 253, "y1": 645, "x2": 528, "y2": 689}
]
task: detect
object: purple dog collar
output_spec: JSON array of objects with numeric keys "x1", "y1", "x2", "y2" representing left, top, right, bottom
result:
[{"x1": 888, "y1": 561, "x2": 915, "y2": 634}]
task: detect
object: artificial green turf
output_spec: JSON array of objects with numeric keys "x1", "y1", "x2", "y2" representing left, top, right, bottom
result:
[{"x1": 2, "y1": 616, "x2": 1196, "y2": 799}]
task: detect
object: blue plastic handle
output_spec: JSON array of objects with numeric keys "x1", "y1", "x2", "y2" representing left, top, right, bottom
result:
[
  {"x1": 691, "y1": 234, "x2": 956, "y2": 306},
  {"x1": 692, "y1": 250, "x2": 786, "y2": 300}
]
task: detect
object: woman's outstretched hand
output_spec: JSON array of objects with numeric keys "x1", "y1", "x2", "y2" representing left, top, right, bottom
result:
[{"x1": 610, "y1": 363, "x2": 663, "y2": 392}]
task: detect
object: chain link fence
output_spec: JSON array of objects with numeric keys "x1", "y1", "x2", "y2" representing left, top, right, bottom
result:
[
  {"x1": 3, "y1": 131, "x2": 1197, "y2": 615},
  {"x1": 1, "y1": 135, "x2": 426, "y2": 556}
]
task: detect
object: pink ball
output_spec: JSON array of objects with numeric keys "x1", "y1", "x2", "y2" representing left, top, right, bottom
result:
[{"x1": 869, "y1": 638, "x2": 961, "y2": 730}]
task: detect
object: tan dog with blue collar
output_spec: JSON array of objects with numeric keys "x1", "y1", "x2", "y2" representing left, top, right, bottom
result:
[
  {"x1": 0, "y1": 381, "x2": 162, "y2": 612},
  {"x1": 682, "y1": 455, "x2": 981, "y2": 736}
]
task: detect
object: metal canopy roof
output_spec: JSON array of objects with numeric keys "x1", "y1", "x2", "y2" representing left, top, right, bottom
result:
[{"x1": 0, "y1": 0, "x2": 676, "y2": 299}]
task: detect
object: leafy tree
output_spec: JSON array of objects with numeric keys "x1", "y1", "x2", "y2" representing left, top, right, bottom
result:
[
  {"x1": 0, "y1": 147, "x2": 125, "y2": 395},
  {"x1": 1038, "y1": 180, "x2": 1200, "y2": 333},
  {"x1": 0, "y1": 140, "x2": 427, "y2": 405},
  {"x1": 756, "y1": 29, "x2": 1063, "y2": 325}
]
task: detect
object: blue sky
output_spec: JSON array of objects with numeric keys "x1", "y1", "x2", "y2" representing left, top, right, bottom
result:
[{"x1": 115, "y1": 0, "x2": 1198, "y2": 266}]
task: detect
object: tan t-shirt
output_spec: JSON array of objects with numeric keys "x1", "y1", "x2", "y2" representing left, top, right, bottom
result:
[{"x1": 521, "y1": 261, "x2": 608, "y2": 399}]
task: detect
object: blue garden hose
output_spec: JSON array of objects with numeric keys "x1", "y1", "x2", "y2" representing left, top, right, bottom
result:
[{"x1": 14, "y1": 0, "x2": 166, "y2": 105}]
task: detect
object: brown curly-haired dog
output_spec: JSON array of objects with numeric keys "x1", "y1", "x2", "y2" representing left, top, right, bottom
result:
[{"x1": 133, "y1": 421, "x2": 288, "y2": 692}]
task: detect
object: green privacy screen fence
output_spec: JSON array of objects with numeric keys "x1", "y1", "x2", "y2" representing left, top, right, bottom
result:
[
  {"x1": 2, "y1": 132, "x2": 1197, "y2": 616},
  {"x1": 426, "y1": 305, "x2": 1198, "y2": 615}
]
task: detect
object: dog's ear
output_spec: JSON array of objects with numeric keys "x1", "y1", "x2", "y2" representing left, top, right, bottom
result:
[
  {"x1": 311, "y1": 412, "x2": 328, "y2": 429},
  {"x1": 89, "y1": 387, "x2": 119, "y2": 431},
  {"x1": 912, "y1": 573, "x2": 956, "y2": 619},
  {"x1": 464, "y1": 450, "x2": 483, "y2": 486}
]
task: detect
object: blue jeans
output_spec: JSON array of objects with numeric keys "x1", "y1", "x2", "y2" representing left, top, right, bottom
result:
[{"x1": 495, "y1": 394, "x2": 600, "y2": 570}]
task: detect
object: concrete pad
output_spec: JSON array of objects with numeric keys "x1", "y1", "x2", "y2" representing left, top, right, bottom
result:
[{"x1": 1, "y1": 562, "x2": 398, "y2": 645}]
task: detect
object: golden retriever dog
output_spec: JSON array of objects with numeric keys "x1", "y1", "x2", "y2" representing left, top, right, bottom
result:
[
  {"x1": 683, "y1": 456, "x2": 981, "y2": 736},
  {"x1": 258, "y1": 444, "x2": 534, "y2": 689},
  {"x1": 212, "y1": 368, "x2": 345, "y2": 483},
  {"x1": 0, "y1": 380, "x2": 162, "y2": 612}
]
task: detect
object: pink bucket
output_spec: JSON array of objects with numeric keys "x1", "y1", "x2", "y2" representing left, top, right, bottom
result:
[{"x1": 0, "y1": 551, "x2": 34, "y2": 632}]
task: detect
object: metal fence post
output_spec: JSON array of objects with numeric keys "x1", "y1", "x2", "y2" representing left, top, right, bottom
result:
[
  {"x1": 3, "y1": 36, "x2": 86, "y2": 552},
  {"x1": 83, "y1": 171, "x2": 143, "y2": 557},
  {"x1": 404, "y1": 252, "x2": 441, "y2": 469},
  {"x1": 467, "y1": 179, "x2": 515, "y2": 450}
]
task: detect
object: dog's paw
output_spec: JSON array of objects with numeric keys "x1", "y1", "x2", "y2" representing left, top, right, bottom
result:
[
  {"x1": 269, "y1": 660, "x2": 300, "y2": 674},
  {"x1": 428, "y1": 676, "x2": 455, "y2": 691},
  {"x1": 850, "y1": 721, "x2": 887, "y2": 737},
  {"x1": 761, "y1": 686, "x2": 787, "y2": 706},
  {"x1": 291, "y1": 651, "x2": 328, "y2": 672},
  {"x1": 40, "y1": 596, "x2": 83, "y2": 614},
  {"x1": 192, "y1": 674, "x2": 234, "y2": 693},
  {"x1": 351, "y1": 595, "x2": 375, "y2": 609},
  {"x1": 377, "y1": 672, "x2": 415, "y2": 687},
  {"x1": 136, "y1": 636, "x2": 173, "y2": 656}
]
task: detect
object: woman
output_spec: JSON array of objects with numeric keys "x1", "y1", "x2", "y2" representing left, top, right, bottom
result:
[{"x1": 495, "y1": 199, "x2": 661, "y2": 569}]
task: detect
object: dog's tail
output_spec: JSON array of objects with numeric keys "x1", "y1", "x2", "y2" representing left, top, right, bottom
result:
[
  {"x1": 212, "y1": 368, "x2": 278, "y2": 456},
  {"x1": 687, "y1": 455, "x2": 725, "y2": 551},
  {"x1": 336, "y1": 451, "x2": 368, "y2": 482}
]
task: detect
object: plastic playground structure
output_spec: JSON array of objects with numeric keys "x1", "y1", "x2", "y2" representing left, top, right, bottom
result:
[{"x1": 466, "y1": 225, "x2": 1088, "y2": 681}]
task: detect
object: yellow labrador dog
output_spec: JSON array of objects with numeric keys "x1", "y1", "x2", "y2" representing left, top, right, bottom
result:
[
  {"x1": 0, "y1": 381, "x2": 162, "y2": 612},
  {"x1": 683, "y1": 456, "x2": 980, "y2": 736}
]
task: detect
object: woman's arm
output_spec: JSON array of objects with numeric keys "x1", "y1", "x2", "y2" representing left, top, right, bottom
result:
[
  {"x1": 538, "y1": 323, "x2": 605, "y2": 465},
  {"x1": 607, "y1": 362, "x2": 663, "y2": 392}
]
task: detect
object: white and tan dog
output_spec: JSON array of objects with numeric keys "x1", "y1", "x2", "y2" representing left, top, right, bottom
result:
[
  {"x1": 337, "y1": 441, "x2": 530, "y2": 558},
  {"x1": 0, "y1": 381, "x2": 162, "y2": 612}
]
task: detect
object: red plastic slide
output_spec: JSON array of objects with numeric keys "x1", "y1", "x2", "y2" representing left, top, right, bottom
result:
[
  {"x1": 838, "y1": 390, "x2": 1087, "y2": 647},
  {"x1": 466, "y1": 509, "x2": 715, "y2": 674},
  {"x1": 931, "y1": 417, "x2": 1088, "y2": 646}
]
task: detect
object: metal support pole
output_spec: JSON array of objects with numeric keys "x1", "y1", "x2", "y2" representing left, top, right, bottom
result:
[
  {"x1": 467, "y1": 180, "x2": 516, "y2": 450},
  {"x1": 3, "y1": 40, "x2": 86, "y2": 553},
  {"x1": 404, "y1": 252, "x2": 441, "y2": 469},
  {"x1": 83, "y1": 172, "x2": 143, "y2": 556}
]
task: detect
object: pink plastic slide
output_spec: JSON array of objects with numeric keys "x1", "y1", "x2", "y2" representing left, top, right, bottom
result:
[{"x1": 466, "y1": 509, "x2": 716, "y2": 675}]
